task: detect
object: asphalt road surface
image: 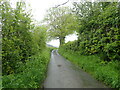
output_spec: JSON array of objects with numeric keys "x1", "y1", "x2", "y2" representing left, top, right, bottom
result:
[{"x1": 44, "y1": 50, "x2": 107, "y2": 88}]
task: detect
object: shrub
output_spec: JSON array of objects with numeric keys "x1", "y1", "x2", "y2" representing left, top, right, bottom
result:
[{"x1": 2, "y1": 49, "x2": 50, "y2": 88}]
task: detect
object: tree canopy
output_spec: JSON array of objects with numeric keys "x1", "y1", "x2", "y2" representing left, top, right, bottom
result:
[{"x1": 44, "y1": 7, "x2": 78, "y2": 46}]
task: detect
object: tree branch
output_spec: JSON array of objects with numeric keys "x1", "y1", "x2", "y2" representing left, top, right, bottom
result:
[{"x1": 53, "y1": 0, "x2": 69, "y2": 8}]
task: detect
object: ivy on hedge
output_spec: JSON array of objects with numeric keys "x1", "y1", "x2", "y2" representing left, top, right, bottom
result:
[{"x1": 70, "y1": 2, "x2": 120, "y2": 61}]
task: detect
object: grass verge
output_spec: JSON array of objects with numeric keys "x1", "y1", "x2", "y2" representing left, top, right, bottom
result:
[
  {"x1": 2, "y1": 48, "x2": 51, "y2": 88},
  {"x1": 58, "y1": 48, "x2": 120, "y2": 88}
]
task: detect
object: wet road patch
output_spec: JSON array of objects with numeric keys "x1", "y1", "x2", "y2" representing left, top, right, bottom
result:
[{"x1": 57, "y1": 65, "x2": 62, "y2": 67}]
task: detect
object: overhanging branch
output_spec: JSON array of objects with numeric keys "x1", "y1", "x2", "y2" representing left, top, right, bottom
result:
[{"x1": 53, "y1": 0, "x2": 70, "y2": 8}]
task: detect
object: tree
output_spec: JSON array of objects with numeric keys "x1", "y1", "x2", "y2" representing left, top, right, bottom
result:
[
  {"x1": 45, "y1": 7, "x2": 78, "y2": 46},
  {"x1": 2, "y1": 1, "x2": 34, "y2": 75},
  {"x1": 2, "y1": 1, "x2": 48, "y2": 75},
  {"x1": 72, "y1": 1, "x2": 120, "y2": 61}
]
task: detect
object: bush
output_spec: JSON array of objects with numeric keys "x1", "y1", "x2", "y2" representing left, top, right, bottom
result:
[
  {"x1": 2, "y1": 1, "x2": 48, "y2": 76},
  {"x1": 2, "y1": 49, "x2": 50, "y2": 88},
  {"x1": 73, "y1": 2, "x2": 120, "y2": 61}
]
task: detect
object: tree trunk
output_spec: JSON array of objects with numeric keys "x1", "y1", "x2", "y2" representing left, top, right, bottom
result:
[{"x1": 59, "y1": 37, "x2": 65, "y2": 46}]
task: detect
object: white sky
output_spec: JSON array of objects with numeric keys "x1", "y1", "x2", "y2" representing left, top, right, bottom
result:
[
  {"x1": 47, "y1": 33, "x2": 78, "y2": 47},
  {"x1": 10, "y1": 0, "x2": 79, "y2": 47},
  {"x1": 25, "y1": 0, "x2": 79, "y2": 22}
]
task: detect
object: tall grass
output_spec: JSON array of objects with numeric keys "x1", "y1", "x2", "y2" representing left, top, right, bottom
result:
[
  {"x1": 59, "y1": 48, "x2": 120, "y2": 88},
  {"x1": 2, "y1": 48, "x2": 51, "y2": 88}
]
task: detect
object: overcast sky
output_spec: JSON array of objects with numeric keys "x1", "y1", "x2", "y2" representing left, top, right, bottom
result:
[
  {"x1": 10, "y1": 0, "x2": 78, "y2": 47},
  {"x1": 27, "y1": 0, "x2": 74, "y2": 22},
  {"x1": 27, "y1": 0, "x2": 78, "y2": 47}
]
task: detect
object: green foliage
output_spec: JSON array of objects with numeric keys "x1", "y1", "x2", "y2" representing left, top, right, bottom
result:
[
  {"x1": 2, "y1": 0, "x2": 48, "y2": 78},
  {"x1": 58, "y1": 2, "x2": 120, "y2": 88},
  {"x1": 45, "y1": 7, "x2": 79, "y2": 46},
  {"x1": 59, "y1": 46, "x2": 120, "y2": 88},
  {"x1": 2, "y1": 1, "x2": 34, "y2": 75},
  {"x1": 2, "y1": 49, "x2": 50, "y2": 88},
  {"x1": 73, "y1": 2, "x2": 120, "y2": 61},
  {"x1": 32, "y1": 26, "x2": 47, "y2": 53},
  {"x1": 2, "y1": 1, "x2": 50, "y2": 88}
]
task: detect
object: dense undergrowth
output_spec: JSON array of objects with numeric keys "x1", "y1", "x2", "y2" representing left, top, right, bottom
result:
[
  {"x1": 1, "y1": 1, "x2": 51, "y2": 89},
  {"x1": 59, "y1": 46, "x2": 120, "y2": 88},
  {"x1": 2, "y1": 49, "x2": 50, "y2": 88}
]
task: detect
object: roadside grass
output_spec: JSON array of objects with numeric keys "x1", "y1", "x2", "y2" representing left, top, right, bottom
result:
[
  {"x1": 58, "y1": 48, "x2": 120, "y2": 88},
  {"x1": 2, "y1": 48, "x2": 51, "y2": 88}
]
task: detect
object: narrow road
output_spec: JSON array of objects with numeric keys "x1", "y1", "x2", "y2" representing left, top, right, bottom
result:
[{"x1": 44, "y1": 50, "x2": 107, "y2": 88}]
